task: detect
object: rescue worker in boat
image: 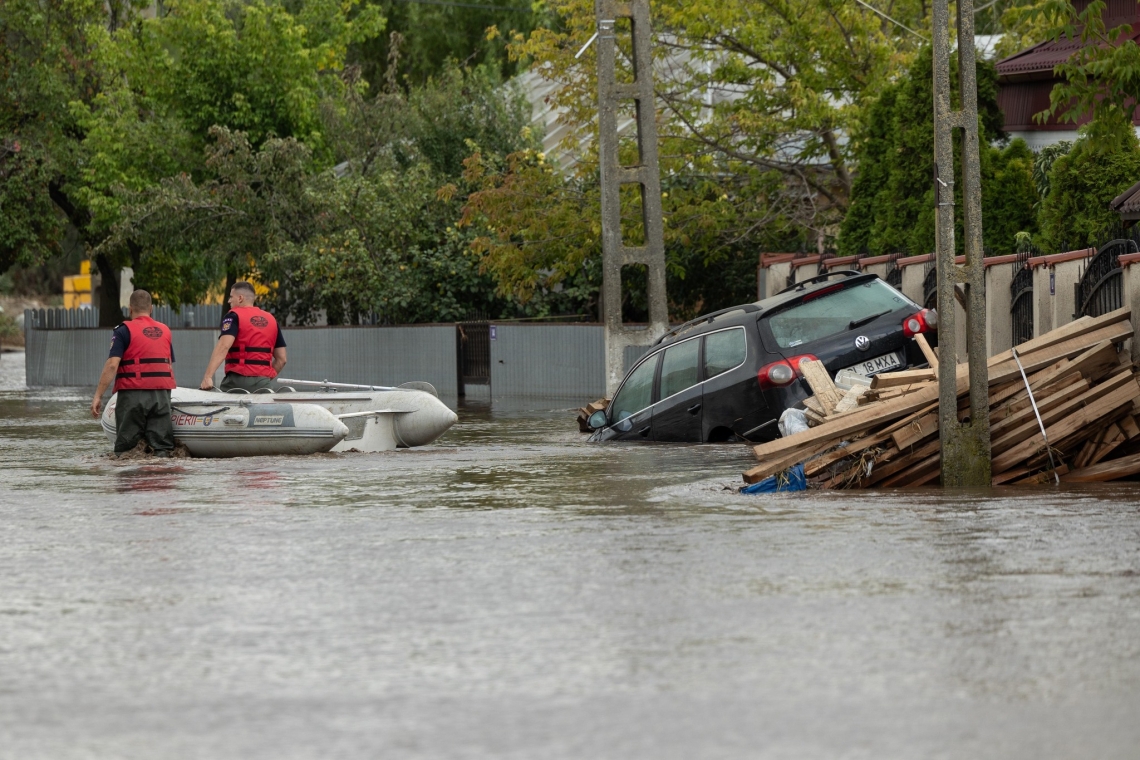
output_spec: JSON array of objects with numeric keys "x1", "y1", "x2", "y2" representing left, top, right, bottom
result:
[
  {"x1": 199, "y1": 280, "x2": 287, "y2": 393},
  {"x1": 90, "y1": 289, "x2": 176, "y2": 457}
]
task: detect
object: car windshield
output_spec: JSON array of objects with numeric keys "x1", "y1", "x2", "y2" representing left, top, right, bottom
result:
[
  {"x1": 610, "y1": 355, "x2": 658, "y2": 421},
  {"x1": 767, "y1": 280, "x2": 913, "y2": 349}
]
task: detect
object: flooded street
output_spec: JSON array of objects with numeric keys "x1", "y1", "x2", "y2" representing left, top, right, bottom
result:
[{"x1": 2, "y1": 349, "x2": 1140, "y2": 759}]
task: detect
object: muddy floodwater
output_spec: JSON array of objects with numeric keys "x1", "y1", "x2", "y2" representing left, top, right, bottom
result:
[{"x1": 2, "y1": 350, "x2": 1140, "y2": 759}]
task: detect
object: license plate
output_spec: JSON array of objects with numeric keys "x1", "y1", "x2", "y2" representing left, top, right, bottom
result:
[{"x1": 843, "y1": 351, "x2": 902, "y2": 376}]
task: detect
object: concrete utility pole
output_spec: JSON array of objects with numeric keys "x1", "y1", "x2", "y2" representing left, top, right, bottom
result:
[
  {"x1": 595, "y1": 0, "x2": 668, "y2": 395},
  {"x1": 932, "y1": 0, "x2": 991, "y2": 486}
]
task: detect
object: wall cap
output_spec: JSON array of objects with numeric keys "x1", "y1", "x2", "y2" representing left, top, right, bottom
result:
[
  {"x1": 1118, "y1": 252, "x2": 1140, "y2": 266},
  {"x1": 759, "y1": 253, "x2": 799, "y2": 266},
  {"x1": 1028, "y1": 248, "x2": 1094, "y2": 268}
]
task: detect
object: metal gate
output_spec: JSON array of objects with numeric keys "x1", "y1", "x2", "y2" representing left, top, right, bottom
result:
[
  {"x1": 922, "y1": 261, "x2": 938, "y2": 310},
  {"x1": 457, "y1": 320, "x2": 490, "y2": 392},
  {"x1": 1076, "y1": 238, "x2": 1135, "y2": 319},
  {"x1": 886, "y1": 253, "x2": 902, "y2": 288},
  {"x1": 1010, "y1": 251, "x2": 1034, "y2": 346}
]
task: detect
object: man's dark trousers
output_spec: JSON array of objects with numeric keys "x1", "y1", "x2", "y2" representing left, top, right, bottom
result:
[
  {"x1": 220, "y1": 373, "x2": 273, "y2": 393},
  {"x1": 115, "y1": 389, "x2": 175, "y2": 453}
]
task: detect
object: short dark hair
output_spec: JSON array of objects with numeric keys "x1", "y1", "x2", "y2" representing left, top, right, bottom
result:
[
  {"x1": 128, "y1": 289, "x2": 153, "y2": 313},
  {"x1": 231, "y1": 281, "x2": 257, "y2": 297}
]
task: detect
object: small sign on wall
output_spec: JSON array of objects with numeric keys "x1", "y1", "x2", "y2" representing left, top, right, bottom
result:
[{"x1": 490, "y1": 325, "x2": 497, "y2": 341}]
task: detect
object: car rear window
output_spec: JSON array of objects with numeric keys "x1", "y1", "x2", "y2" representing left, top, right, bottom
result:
[{"x1": 767, "y1": 280, "x2": 913, "y2": 349}]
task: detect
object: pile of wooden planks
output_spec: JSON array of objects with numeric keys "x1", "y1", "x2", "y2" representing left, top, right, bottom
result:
[{"x1": 743, "y1": 307, "x2": 1140, "y2": 487}]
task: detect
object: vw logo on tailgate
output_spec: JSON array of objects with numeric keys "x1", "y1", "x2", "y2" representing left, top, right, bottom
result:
[{"x1": 855, "y1": 335, "x2": 871, "y2": 351}]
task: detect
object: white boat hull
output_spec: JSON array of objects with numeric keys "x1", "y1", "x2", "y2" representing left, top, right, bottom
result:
[
  {"x1": 100, "y1": 384, "x2": 458, "y2": 456},
  {"x1": 101, "y1": 392, "x2": 349, "y2": 458},
  {"x1": 268, "y1": 387, "x2": 458, "y2": 452}
]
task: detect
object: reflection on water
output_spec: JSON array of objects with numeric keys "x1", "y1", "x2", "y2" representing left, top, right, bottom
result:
[
  {"x1": 2, "y1": 371, "x2": 1140, "y2": 759},
  {"x1": 115, "y1": 465, "x2": 188, "y2": 493}
]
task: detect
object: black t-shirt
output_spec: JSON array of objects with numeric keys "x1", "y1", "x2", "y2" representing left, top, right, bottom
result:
[
  {"x1": 108, "y1": 323, "x2": 176, "y2": 362},
  {"x1": 220, "y1": 310, "x2": 286, "y2": 347}
]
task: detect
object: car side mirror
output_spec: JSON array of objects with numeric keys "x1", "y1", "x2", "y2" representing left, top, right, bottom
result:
[{"x1": 587, "y1": 409, "x2": 608, "y2": 430}]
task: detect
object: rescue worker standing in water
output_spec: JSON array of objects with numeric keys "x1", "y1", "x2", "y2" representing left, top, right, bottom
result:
[
  {"x1": 90, "y1": 289, "x2": 177, "y2": 457},
  {"x1": 200, "y1": 281, "x2": 287, "y2": 393}
]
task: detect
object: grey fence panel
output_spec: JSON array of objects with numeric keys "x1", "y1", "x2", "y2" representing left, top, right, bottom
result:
[
  {"x1": 490, "y1": 324, "x2": 605, "y2": 400},
  {"x1": 24, "y1": 304, "x2": 225, "y2": 331},
  {"x1": 24, "y1": 328, "x2": 224, "y2": 387},
  {"x1": 279, "y1": 326, "x2": 458, "y2": 397},
  {"x1": 623, "y1": 344, "x2": 651, "y2": 375},
  {"x1": 24, "y1": 325, "x2": 457, "y2": 396},
  {"x1": 24, "y1": 330, "x2": 107, "y2": 386}
]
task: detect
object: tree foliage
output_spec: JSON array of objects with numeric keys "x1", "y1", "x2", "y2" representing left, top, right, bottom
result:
[
  {"x1": 1026, "y1": 0, "x2": 1140, "y2": 150},
  {"x1": 105, "y1": 63, "x2": 541, "y2": 323},
  {"x1": 837, "y1": 46, "x2": 1036, "y2": 257},
  {"x1": 1, "y1": 0, "x2": 384, "y2": 321},
  {"x1": 459, "y1": 0, "x2": 934, "y2": 318},
  {"x1": 348, "y1": 0, "x2": 546, "y2": 88},
  {"x1": 1037, "y1": 131, "x2": 1140, "y2": 249}
]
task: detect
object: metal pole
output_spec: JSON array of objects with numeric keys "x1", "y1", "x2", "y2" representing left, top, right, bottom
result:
[
  {"x1": 596, "y1": 0, "x2": 668, "y2": 395},
  {"x1": 932, "y1": 0, "x2": 991, "y2": 486}
]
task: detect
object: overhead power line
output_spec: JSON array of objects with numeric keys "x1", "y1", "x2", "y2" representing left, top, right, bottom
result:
[{"x1": 853, "y1": 0, "x2": 930, "y2": 42}]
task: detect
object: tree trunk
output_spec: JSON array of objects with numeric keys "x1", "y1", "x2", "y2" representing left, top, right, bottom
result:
[{"x1": 94, "y1": 253, "x2": 122, "y2": 327}]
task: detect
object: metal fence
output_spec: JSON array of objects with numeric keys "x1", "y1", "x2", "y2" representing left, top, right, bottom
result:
[
  {"x1": 489, "y1": 323, "x2": 606, "y2": 401},
  {"x1": 24, "y1": 304, "x2": 226, "y2": 330},
  {"x1": 24, "y1": 325, "x2": 461, "y2": 397}
]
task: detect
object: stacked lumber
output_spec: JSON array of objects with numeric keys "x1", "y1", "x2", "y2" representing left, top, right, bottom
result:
[
  {"x1": 743, "y1": 307, "x2": 1140, "y2": 487},
  {"x1": 576, "y1": 397, "x2": 610, "y2": 433}
]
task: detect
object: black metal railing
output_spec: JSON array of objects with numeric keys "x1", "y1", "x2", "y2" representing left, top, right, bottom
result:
[
  {"x1": 922, "y1": 262, "x2": 938, "y2": 310},
  {"x1": 886, "y1": 253, "x2": 902, "y2": 288},
  {"x1": 1010, "y1": 251, "x2": 1034, "y2": 346},
  {"x1": 1075, "y1": 238, "x2": 1135, "y2": 319}
]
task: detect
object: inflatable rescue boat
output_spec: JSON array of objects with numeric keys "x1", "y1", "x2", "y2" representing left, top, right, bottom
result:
[
  {"x1": 271, "y1": 378, "x2": 458, "y2": 452},
  {"x1": 99, "y1": 379, "x2": 457, "y2": 457},
  {"x1": 101, "y1": 393, "x2": 349, "y2": 457}
]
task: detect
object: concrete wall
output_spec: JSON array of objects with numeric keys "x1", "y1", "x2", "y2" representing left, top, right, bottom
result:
[
  {"x1": 900, "y1": 265, "x2": 926, "y2": 308},
  {"x1": 765, "y1": 262, "x2": 791, "y2": 299},
  {"x1": 489, "y1": 323, "x2": 606, "y2": 401},
  {"x1": 985, "y1": 264, "x2": 1014, "y2": 358},
  {"x1": 25, "y1": 325, "x2": 460, "y2": 398}
]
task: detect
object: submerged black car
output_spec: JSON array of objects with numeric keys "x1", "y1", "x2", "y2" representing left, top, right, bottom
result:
[{"x1": 587, "y1": 271, "x2": 937, "y2": 443}]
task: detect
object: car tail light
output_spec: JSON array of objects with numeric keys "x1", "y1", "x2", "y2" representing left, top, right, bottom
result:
[
  {"x1": 903, "y1": 308, "x2": 937, "y2": 338},
  {"x1": 757, "y1": 354, "x2": 819, "y2": 390}
]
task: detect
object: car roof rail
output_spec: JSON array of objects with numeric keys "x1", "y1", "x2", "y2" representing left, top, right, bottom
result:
[
  {"x1": 653, "y1": 303, "x2": 761, "y2": 346},
  {"x1": 776, "y1": 269, "x2": 864, "y2": 296}
]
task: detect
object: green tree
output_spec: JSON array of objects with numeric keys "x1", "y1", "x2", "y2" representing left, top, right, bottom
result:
[
  {"x1": 1026, "y1": 0, "x2": 1140, "y2": 151},
  {"x1": 107, "y1": 62, "x2": 541, "y2": 324},
  {"x1": 1, "y1": 0, "x2": 384, "y2": 321},
  {"x1": 837, "y1": 46, "x2": 1026, "y2": 256},
  {"x1": 1037, "y1": 131, "x2": 1140, "y2": 250},
  {"x1": 457, "y1": 0, "x2": 937, "y2": 316},
  {"x1": 347, "y1": 0, "x2": 545, "y2": 89}
]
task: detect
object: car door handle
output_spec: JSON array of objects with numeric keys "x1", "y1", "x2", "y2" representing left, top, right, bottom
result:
[
  {"x1": 638, "y1": 425, "x2": 651, "y2": 437},
  {"x1": 687, "y1": 403, "x2": 702, "y2": 414}
]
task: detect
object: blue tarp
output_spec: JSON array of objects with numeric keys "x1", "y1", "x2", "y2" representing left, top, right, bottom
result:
[{"x1": 740, "y1": 463, "x2": 807, "y2": 494}]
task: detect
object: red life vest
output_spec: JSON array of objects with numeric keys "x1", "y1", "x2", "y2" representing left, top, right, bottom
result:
[
  {"x1": 114, "y1": 316, "x2": 176, "y2": 392},
  {"x1": 224, "y1": 306, "x2": 278, "y2": 377}
]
